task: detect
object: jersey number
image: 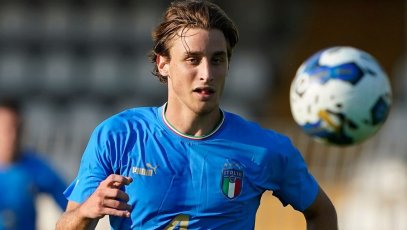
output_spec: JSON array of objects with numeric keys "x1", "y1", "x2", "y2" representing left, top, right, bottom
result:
[{"x1": 164, "y1": 214, "x2": 190, "y2": 230}]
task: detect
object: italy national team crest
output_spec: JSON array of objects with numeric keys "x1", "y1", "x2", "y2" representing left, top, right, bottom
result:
[{"x1": 221, "y1": 160, "x2": 243, "y2": 199}]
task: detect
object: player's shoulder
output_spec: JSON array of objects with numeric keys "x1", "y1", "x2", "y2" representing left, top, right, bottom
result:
[
  {"x1": 225, "y1": 111, "x2": 290, "y2": 140},
  {"x1": 114, "y1": 106, "x2": 158, "y2": 123},
  {"x1": 19, "y1": 150, "x2": 52, "y2": 170},
  {"x1": 96, "y1": 106, "x2": 159, "y2": 131},
  {"x1": 224, "y1": 111, "x2": 295, "y2": 151}
]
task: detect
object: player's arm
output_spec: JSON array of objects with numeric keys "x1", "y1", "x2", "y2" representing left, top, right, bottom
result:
[
  {"x1": 55, "y1": 201, "x2": 98, "y2": 230},
  {"x1": 303, "y1": 186, "x2": 338, "y2": 230},
  {"x1": 56, "y1": 174, "x2": 133, "y2": 230}
]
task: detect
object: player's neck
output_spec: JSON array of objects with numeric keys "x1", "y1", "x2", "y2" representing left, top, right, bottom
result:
[
  {"x1": 0, "y1": 149, "x2": 18, "y2": 166},
  {"x1": 164, "y1": 103, "x2": 222, "y2": 138}
]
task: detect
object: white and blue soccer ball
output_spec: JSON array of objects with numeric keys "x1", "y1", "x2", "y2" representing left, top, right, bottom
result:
[{"x1": 289, "y1": 46, "x2": 392, "y2": 146}]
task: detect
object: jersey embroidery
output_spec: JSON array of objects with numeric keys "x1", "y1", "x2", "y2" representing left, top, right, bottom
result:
[{"x1": 221, "y1": 160, "x2": 244, "y2": 199}]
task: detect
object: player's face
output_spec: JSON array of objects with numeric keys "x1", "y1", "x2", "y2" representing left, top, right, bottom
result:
[
  {"x1": 159, "y1": 28, "x2": 229, "y2": 115},
  {"x1": 0, "y1": 108, "x2": 19, "y2": 162}
]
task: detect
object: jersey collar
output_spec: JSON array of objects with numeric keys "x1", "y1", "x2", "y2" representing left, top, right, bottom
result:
[{"x1": 161, "y1": 103, "x2": 224, "y2": 140}]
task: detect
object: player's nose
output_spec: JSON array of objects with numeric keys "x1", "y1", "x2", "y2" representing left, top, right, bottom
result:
[{"x1": 199, "y1": 59, "x2": 213, "y2": 82}]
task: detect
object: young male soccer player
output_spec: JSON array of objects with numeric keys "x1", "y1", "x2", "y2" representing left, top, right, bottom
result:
[{"x1": 56, "y1": 1, "x2": 338, "y2": 229}]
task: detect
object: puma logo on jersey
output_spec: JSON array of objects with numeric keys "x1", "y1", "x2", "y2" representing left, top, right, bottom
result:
[
  {"x1": 132, "y1": 163, "x2": 158, "y2": 176},
  {"x1": 146, "y1": 163, "x2": 158, "y2": 174}
]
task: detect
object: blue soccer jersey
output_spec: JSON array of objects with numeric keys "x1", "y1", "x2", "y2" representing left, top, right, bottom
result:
[
  {"x1": 64, "y1": 104, "x2": 318, "y2": 229},
  {"x1": 0, "y1": 151, "x2": 67, "y2": 230}
]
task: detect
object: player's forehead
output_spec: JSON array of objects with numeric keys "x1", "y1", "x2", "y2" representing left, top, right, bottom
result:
[{"x1": 168, "y1": 27, "x2": 227, "y2": 56}]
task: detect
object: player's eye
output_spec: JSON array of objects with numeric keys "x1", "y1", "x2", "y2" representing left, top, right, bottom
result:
[
  {"x1": 186, "y1": 57, "x2": 200, "y2": 65},
  {"x1": 212, "y1": 56, "x2": 226, "y2": 65}
]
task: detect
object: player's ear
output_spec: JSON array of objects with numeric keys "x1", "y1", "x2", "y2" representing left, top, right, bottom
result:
[{"x1": 157, "y1": 55, "x2": 169, "y2": 77}]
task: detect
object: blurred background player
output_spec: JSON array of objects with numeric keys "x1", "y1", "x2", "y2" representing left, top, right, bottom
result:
[{"x1": 0, "y1": 98, "x2": 67, "y2": 230}]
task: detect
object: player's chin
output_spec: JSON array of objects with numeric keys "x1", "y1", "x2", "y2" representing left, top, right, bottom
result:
[{"x1": 195, "y1": 101, "x2": 220, "y2": 115}]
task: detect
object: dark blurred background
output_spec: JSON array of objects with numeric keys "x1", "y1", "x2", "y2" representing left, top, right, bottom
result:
[{"x1": 0, "y1": 0, "x2": 406, "y2": 229}]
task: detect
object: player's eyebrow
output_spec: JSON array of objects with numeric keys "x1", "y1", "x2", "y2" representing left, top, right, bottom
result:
[
  {"x1": 184, "y1": 51, "x2": 203, "y2": 57},
  {"x1": 213, "y1": 51, "x2": 227, "y2": 58},
  {"x1": 184, "y1": 50, "x2": 227, "y2": 57}
]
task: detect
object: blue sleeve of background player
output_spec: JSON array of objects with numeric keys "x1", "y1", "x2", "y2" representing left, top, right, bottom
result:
[{"x1": 26, "y1": 153, "x2": 68, "y2": 210}]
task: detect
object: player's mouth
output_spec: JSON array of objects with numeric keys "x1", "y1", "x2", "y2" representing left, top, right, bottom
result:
[{"x1": 193, "y1": 87, "x2": 216, "y2": 99}]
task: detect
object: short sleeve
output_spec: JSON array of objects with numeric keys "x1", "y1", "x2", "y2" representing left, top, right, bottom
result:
[
  {"x1": 272, "y1": 138, "x2": 319, "y2": 212},
  {"x1": 64, "y1": 122, "x2": 117, "y2": 204}
]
